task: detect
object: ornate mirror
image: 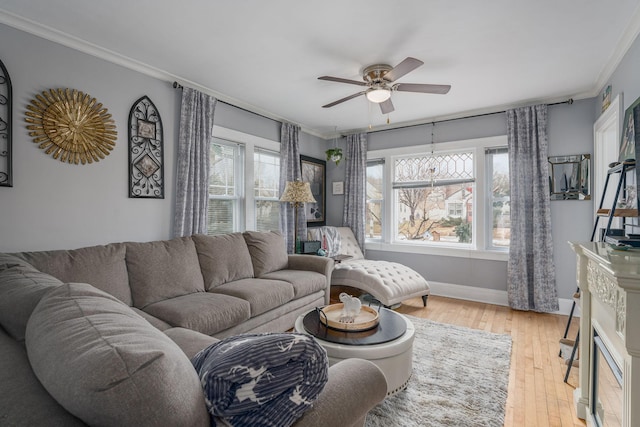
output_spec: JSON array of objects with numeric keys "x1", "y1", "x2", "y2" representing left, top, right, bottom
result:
[{"x1": 549, "y1": 154, "x2": 591, "y2": 200}]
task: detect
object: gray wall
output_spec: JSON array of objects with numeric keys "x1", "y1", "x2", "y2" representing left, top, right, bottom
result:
[
  {"x1": 1, "y1": 18, "x2": 634, "y2": 301},
  {"x1": 325, "y1": 99, "x2": 596, "y2": 299},
  {"x1": 0, "y1": 23, "x2": 325, "y2": 252}
]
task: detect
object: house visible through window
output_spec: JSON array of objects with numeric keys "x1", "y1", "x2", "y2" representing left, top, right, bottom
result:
[
  {"x1": 254, "y1": 148, "x2": 280, "y2": 232},
  {"x1": 366, "y1": 135, "x2": 509, "y2": 254},
  {"x1": 393, "y1": 151, "x2": 475, "y2": 245}
]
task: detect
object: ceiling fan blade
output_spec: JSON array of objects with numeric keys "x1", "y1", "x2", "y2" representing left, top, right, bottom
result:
[
  {"x1": 322, "y1": 91, "x2": 366, "y2": 108},
  {"x1": 394, "y1": 83, "x2": 451, "y2": 94},
  {"x1": 318, "y1": 76, "x2": 368, "y2": 86},
  {"x1": 383, "y1": 57, "x2": 424, "y2": 82},
  {"x1": 379, "y1": 98, "x2": 395, "y2": 114}
]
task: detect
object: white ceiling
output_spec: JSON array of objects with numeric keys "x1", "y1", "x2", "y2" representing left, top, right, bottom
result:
[{"x1": 1, "y1": 0, "x2": 640, "y2": 139}]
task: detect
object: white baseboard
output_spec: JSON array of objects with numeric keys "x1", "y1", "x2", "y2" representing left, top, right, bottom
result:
[{"x1": 427, "y1": 281, "x2": 578, "y2": 316}]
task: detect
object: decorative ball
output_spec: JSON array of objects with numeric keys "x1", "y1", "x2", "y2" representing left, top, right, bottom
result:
[{"x1": 317, "y1": 248, "x2": 327, "y2": 256}]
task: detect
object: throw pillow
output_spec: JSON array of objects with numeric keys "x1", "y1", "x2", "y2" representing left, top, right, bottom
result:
[
  {"x1": 193, "y1": 233, "x2": 255, "y2": 289},
  {"x1": 243, "y1": 231, "x2": 288, "y2": 276},
  {"x1": 191, "y1": 332, "x2": 328, "y2": 427},
  {"x1": 125, "y1": 236, "x2": 206, "y2": 308},
  {"x1": 14, "y1": 243, "x2": 132, "y2": 305},
  {"x1": 25, "y1": 283, "x2": 209, "y2": 427}
]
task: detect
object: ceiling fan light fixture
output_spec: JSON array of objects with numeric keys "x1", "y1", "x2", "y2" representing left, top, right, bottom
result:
[{"x1": 366, "y1": 88, "x2": 391, "y2": 103}]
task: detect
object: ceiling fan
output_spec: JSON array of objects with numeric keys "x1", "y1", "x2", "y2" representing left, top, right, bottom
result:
[{"x1": 318, "y1": 57, "x2": 451, "y2": 114}]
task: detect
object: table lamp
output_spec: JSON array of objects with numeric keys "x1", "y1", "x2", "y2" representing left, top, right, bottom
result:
[{"x1": 280, "y1": 180, "x2": 316, "y2": 252}]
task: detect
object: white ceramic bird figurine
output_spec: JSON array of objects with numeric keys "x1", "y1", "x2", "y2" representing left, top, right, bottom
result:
[{"x1": 339, "y1": 292, "x2": 362, "y2": 323}]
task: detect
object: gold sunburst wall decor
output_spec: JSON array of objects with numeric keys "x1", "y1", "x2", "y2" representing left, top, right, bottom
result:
[{"x1": 25, "y1": 88, "x2": 117, "y2": 164}]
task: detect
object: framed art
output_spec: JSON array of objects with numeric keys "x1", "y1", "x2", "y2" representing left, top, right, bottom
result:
[
  {"x1": 300, "y1": 155, "x2": 326, "y2": 226},
  {"x1": 128, "y1": 96, "x2": 164, "y2": 198},
  {"x1": 332, "y1": 181, "x2": 344, "y2": 195},
  {"x1": 0, "y1": 58, "x2": 11, "y2": 187},
  {"x1": 619, "y1": 95, "x2": 640, "y2": 163}
]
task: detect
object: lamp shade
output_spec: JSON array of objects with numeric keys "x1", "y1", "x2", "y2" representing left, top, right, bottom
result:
[{"x1": 280, "y1": 181, "x2": 316, "y2": 204}]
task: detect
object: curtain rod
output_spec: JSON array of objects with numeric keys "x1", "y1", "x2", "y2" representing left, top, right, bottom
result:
[
  {"x1": 174, "y1": 82, "x2": 574, "y2": 138},
  {"x1": 361, "y1": 98, "x2": 574, "y2": 136},
  {"x1": 172, "y1": 81, "x2": 280, "y2": 124}
]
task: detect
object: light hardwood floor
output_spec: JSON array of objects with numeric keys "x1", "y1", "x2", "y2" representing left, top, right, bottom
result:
[{"x1": 331, "y1": 289, "x2": 586, "y2": 427}]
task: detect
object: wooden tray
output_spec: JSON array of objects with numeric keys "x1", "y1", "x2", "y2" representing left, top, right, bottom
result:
[{"x1": 317, "y1": 303, "x2": 379, "y2": 331}]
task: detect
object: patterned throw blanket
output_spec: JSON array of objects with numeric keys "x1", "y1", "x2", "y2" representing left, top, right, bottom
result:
[{"x1": 191, "y1": 333, "x2": 328, "y2": 427}]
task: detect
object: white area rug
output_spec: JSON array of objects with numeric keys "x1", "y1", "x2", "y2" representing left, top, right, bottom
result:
[{"x1": 365, "y1": 316, "x2": 512, "y2": 427}]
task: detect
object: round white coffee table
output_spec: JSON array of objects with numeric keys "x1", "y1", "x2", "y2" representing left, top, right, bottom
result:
[{"x1": 294, "y1": 308, "x2": 414, "y2": 396}]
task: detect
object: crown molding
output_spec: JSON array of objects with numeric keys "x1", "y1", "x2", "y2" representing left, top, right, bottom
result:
[
  {"x1": 594, "y1": 3, "x2": 640, "y2": 95},
  {"x1": 0, "y1": 8, "x2": 326, "y2": 140}
]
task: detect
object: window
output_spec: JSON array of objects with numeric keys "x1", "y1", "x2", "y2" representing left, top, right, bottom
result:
[
  {"x1": 254, "y1": 149, "x2": 280, "y2": 232},
  {"x1": 486, "y1": 147, "x2": 510, "y2": 248},
  {"x1": 366, "y1": 135, "x2": 509, "y2": 257},
  {"x1": 208, "y1": 139, "x2": 244, "y2": 235},
  {"x1": 208, "y1": 127, "x2": 281, "y2": 235},
  {"x1": 366, "y1": 160, "x2": 384, "y2": 239},
  {"x1": 393, "y1": 151, "x2": 474, "y2": 245}
]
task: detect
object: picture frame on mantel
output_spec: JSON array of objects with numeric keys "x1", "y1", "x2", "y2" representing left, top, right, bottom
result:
[{"x1": 300, "y1": 155, "x2": 326, "y2": 226}]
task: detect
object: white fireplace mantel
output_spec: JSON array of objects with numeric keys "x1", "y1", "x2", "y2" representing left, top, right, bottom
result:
[{"x1": 569, "y1": 242, "x2": 640, "y2": 427}]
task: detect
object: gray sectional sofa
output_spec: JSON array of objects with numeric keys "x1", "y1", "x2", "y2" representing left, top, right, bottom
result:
[{"x1": 0, "y1": 231, "x2": 387, "y2": 426}]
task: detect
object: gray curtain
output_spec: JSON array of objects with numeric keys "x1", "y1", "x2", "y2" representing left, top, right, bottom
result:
[
  {"x1": 342, "y1": 132, "x2": 367, "y2": 252},
  {"x1": 506, "y1": 104, "x2": 559, "y2": 312},
  {"x1": 279, "y1": 122, "x2": 303, "y2": 253},
  {"x1": 173, "y1": 87, "x2": 217, "y2": 237}
]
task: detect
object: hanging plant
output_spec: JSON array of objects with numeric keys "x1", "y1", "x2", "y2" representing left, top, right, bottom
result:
[{"x1": 326, "y1": 147, "x2": 343, "y2": 165}]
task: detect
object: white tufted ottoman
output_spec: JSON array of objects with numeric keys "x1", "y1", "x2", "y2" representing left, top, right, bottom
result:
[{"x1": 310, "y1": 227, "x2": 430, "y2": 307}]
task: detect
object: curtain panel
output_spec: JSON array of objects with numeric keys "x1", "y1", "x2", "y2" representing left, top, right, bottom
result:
[
  {"x1": 506, "y1": 104, "x2": 559, "y2": 312},
  {"x1": 279, "y1": 122, "x2": 303, "y2": 253},
  {"x1": 173, "y1": 87, "x2": 217, "y2": 237},
  {"x1": 342, "y1": 132, "x2": 367, "y2": 252}
]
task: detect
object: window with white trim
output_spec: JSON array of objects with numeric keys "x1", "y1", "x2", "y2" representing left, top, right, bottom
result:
[
  {"x1": 366, "y1": 160, "x2": 384, "y2": 239},
  {"x1": 254, "y1": 148, "x2": 280, "y2": 232},
  {"x1": 393, "y1": 151, "x2": 474, "y2": 245},
  {"x1": 366, "y1": 135, "x2": 509, "y2": 255},
  {"x1": 486, "y1": 147, "x2": 510, "y2": 248},
  {"x1": 208, "y1": 139, "x2": 244, "y2": 235}
]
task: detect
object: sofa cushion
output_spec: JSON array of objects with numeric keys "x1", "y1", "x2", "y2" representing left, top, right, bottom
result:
[
  {"x1": 143, "y1": 292, "x2": 251, "y2": 336},
  {"x1": 261, "y1": 270, "x2": 327, "y2": 300},
  {"x1": 131, "y1": 307, "x2": 172, "y2": 331},
  {"x1": 14, "y1": 243, "x2": 132, "y2": 305},
  {"x1": 0, "y1": 256, "x2": 64, "y2": 341},
  {"x1": 0, "y1": 327, "x2": 85, "y2": 426},
  {"x1": 243, "y1": 231, "x2": 288, "y2": 276},
  {"x1": 25, "y1": 283, "x2": 209, "y2": 427},
  {"x1": 193, "y1": 233, "x2": 254, "y2": 289},
  {"x1": 210, "y1": 278, "x2": 295, "y2": 317},
  {"x1": 164, "y1": 327, "x2": 219, "y2": 359},
  {"x1": 126, "y1": 236, "x2": 205, "y2": 308}
]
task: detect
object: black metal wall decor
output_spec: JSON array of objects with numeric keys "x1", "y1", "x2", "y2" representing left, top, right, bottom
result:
[
  {"x1": 0, "y1": 59, "x2": 12, "y2": 187},
  {"x1": 128, "y1": 96, "x2": 164, "y2": 198}
]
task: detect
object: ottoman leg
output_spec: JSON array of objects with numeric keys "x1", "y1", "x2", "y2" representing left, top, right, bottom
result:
[{"x1": 421, "y1": 295, "x2": 428, "y2": 307}]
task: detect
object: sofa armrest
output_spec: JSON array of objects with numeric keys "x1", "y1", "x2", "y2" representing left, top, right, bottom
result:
[
  {"x1": 293, "y1": 358, "x2": 387, "y2": 427},
  {"x1": 287, "y1": 254, "x2": 333, "y2": 275},
  {"x1": 288, "y1": 255, "x2": 334, "y2": 304}
]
